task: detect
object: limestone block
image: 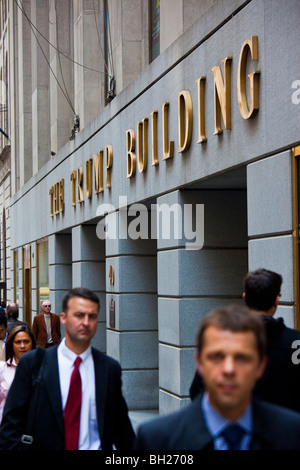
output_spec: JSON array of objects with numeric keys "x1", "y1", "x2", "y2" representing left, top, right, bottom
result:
[
  {"x1": 49, "y1": 264, "x2": 72, "y2": 290},
  {"x1": 72, "y1": 261, "x2": 106, "y2": 291},
  {"x1": 48, "y1": 234, "x2": 72, "y2": 265},
  {"x1": 158, "y1": 248, "x2": 247, "y2": 296},
  {"x1": 247, "y1": 151, "x2": 293, "y2": 237},
  {"x1": 106, "y1": 293, "x2": 158, "y2": 331},
  {"x1": 122, "y1": 370, "x2": 159, "y2": 410},
  {"x1": 106, "y1": 330, "x2": 158, "y2": 369},
  {"x1": 158, "y1": 297, "x2": 244, "y2": 346},
  {"x1": 106, "y1": 256, "x2": 157, "y2": 293},
  {"x1": 159, "y1": 390, "x2": 190, "y2": 416},
  {"x1": 159, "y1": 343, "x2": 195, "y2": 396}
]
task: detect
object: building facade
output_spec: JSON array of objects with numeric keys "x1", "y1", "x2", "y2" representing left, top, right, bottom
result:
[
  {"x1": 0, "y1": 0, "x2": 10, "y2": 305},
  {"x1": 5, "y1": 0, "x2": 300, "y2": 415}
]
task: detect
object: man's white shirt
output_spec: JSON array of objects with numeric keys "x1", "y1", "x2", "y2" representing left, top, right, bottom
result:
[{"x1": 57, "y1": 338, "x2": 101, "y2": 450}]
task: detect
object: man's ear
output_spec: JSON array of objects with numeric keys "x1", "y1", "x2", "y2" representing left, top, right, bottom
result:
[
  {"x1": 274, "y1": 295, "x2": 280, "y2": 308},
  {"x1": 242, "y1": 292, "x2": 246, "y2": 301},
  {"x1": 60, "y1": 311, "x2": 66, "y2": 325}
]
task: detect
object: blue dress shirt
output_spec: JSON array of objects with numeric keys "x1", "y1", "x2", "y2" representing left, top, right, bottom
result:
[{"x1": 201, "y1": 392, "x2": 253, "y2": 450}]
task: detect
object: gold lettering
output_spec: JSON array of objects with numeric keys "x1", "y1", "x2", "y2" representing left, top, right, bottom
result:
[
  {"x1": 54, "y1": 183, "x2": 59, "y2": 215},
  {"x1": 196, "y1": 76, "x2": 207, "y2": 143},
  {"x1": 77, "y1": 167, "x2": 84, "y2": 203},
  {"x1": 85, "y1": 158, "x2": 93, "y2": 199},
  {"x1": 94, "y1": 151, "x2": 104, "y2": 194},
  {"x1": 106, "y1": 145, "x2": 113, "y2": 188},
  {"x1": 70, "y1": 170, "x2": 76, "y2": 207},
  {"x1": 237, "y1": 36, "x2": 260, "y2": 119},
  {"x1": 49, "y1": 186, "x2": 54, "y2": 217},
  {"x1": 59, "y1": 179, "x2": 64, "y2": 213},
  {"x1": 212, "y1": 57, "x2": 232, "y2": 134},
  {"x1": 177, "y1": 90, "x2": 193, "y2": 152},
  {"x1": 126, "y1": 129, "x2": 136, "y2": 178},
  {"x1": 162, "y1": 102, "x2": 174, "y2": 160},
  {"x1": 109, "y1": 265, "x2": 114, "y2": 285},
  {"x1": 151, "y1": 111, "x2": 159, "y2": 166},
  {"x1": 137, "y1": 118, "x2": 148, "y2": 173}
]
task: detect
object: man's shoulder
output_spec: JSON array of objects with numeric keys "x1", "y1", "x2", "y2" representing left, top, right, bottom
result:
[
  {"x1": 283, "y1": 325, "x2": 300, "y2": 340},
  {"x1": 19, "y1": 345, "x2": 56, "y2": 367},
  {"x1": 91, "y1": 348, "x2": 121, "y2": 368},
  {"x1": 50, "y1": 312, "x2": 60, "y2": 322},
  {"x1": 254, "y1": 398, "x2": 300, "y2": 432},
  {"x1": 32, "y1": 313, "x2": 43, "y2": 321},
  {"x1": 136, "y1": 398, "x2": 207, "y2": 450},
  {"x1": 265, "y1": 317, "x2": 300, "y2": 345},
  {"x1": 276, "y1": 323, "x2": 300, "y2": 346},
  {"x1": 139, "y1": 398, "x2": 200, "y2": 434}
]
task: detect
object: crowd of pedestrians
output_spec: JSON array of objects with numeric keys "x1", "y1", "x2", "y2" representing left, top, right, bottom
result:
[{"x1": 0, "y1": 269, "x2": 299, "y2": 450}]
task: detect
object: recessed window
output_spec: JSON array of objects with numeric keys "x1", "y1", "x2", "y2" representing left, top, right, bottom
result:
[{"x1": 149, "y1": 0, "x2": 160, "y2": 63}]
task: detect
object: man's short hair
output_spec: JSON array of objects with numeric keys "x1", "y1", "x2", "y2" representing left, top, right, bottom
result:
[
  {"x1": 243, "y1": 268, "x2": 282, "y2": 312},
  {"x1": 62, "y1": 287, "x2": 100, "y2": 313},
  {"x1": 196, "y1": 304, "x2": 266, "y2": 361}
]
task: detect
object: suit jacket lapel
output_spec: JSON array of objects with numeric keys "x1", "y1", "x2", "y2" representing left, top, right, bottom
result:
[
  {"x1": 43, "y1": 346, "x2": 65, "y2": 437},
  {"x1": 250, "y1": 399, "x2": 274, "y2": 450},
  {"x1": 92, "y1": 348, "x2": 107, "y2": 440},
  {"x1": 181, "y1": 395, "x2": 214, "y2": 449},
  {"x1": 41, "y1": 314, "x2": 47, "y2": 334}
]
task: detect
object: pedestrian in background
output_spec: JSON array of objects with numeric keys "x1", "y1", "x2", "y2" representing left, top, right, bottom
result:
[
  {"x1": 242, "y1": 268, "x2": 300, "y2": 412},
  {"x1": 0, "y1": 325, "x2": 36, "y2": 423},
  {"x1": 190, "y1": 268, "x2": 300, "y2": 413},
  {"x1": 6, "y1": 303, "x2": 30, "y2": 335},
  {"x1": 31, "y1": 300, "x2": 61, "y2": 348}
]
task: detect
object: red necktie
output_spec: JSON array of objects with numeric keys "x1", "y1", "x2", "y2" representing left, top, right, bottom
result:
[{"x1": 64, "y1": 356, "x2": 82, "y2": 450}]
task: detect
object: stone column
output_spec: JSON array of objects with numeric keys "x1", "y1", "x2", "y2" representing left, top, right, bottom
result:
[
  {"x1": 72, "y1": 225, "x2": 106, "y2": 352},
  {"x1": 107, "y1": 0, "x2": 144, "y2": 92},
  {"x1": 31, "y1": 0, "x2": 51, "y2": 174},
  {"x1": 105, "y1": 210, "x2": 158, "y2": 410},
  {"x1": 73, "y1": 0, "x2": 103, "y2": 129},
  {"x1": 11, "y1": 247, "x2": 24, "y2": 320},
  {"x1": 30, "y1": 242, "x2": 37, "y2": 320},
  {"x1": 17, "y1": 0, "x2": 33, "y2": 187},
  {"x1": 157, "y1": 189, "x2": 248, "y2": 414},
  {"x1": 247, "y1": 151, "x2": 296, "y2": 327},
  {"x1": 8, "y1": 1, "x2": 19, "y2": 194},
  {"x1": 48, "y1": 233, "x2": 72, "y2": 318},
  {"x1": 49, "y1": 0, "x2": 73, "y2": 153}
]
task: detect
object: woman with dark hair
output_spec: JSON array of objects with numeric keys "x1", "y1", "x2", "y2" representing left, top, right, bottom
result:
[{"x1": 0, "y1": 325, "x2": 36, "y2": 422}]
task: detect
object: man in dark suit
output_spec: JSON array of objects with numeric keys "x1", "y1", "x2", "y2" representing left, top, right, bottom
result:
[
  {"x1": 31, "y1": 300, "x2": 61, "y2": 348},
  {"x1": 136, "y1": 305, "x2": 300, "y2": 450},
  {"x1": 190, "y1": 269, "x2": 300, "y2": 413},
  {"x1": 242, "y1": 268, "x2": 300, "y2": 411},
  {"x1": 0, "y1": 287, "x2": 135, "y2": 450}
]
